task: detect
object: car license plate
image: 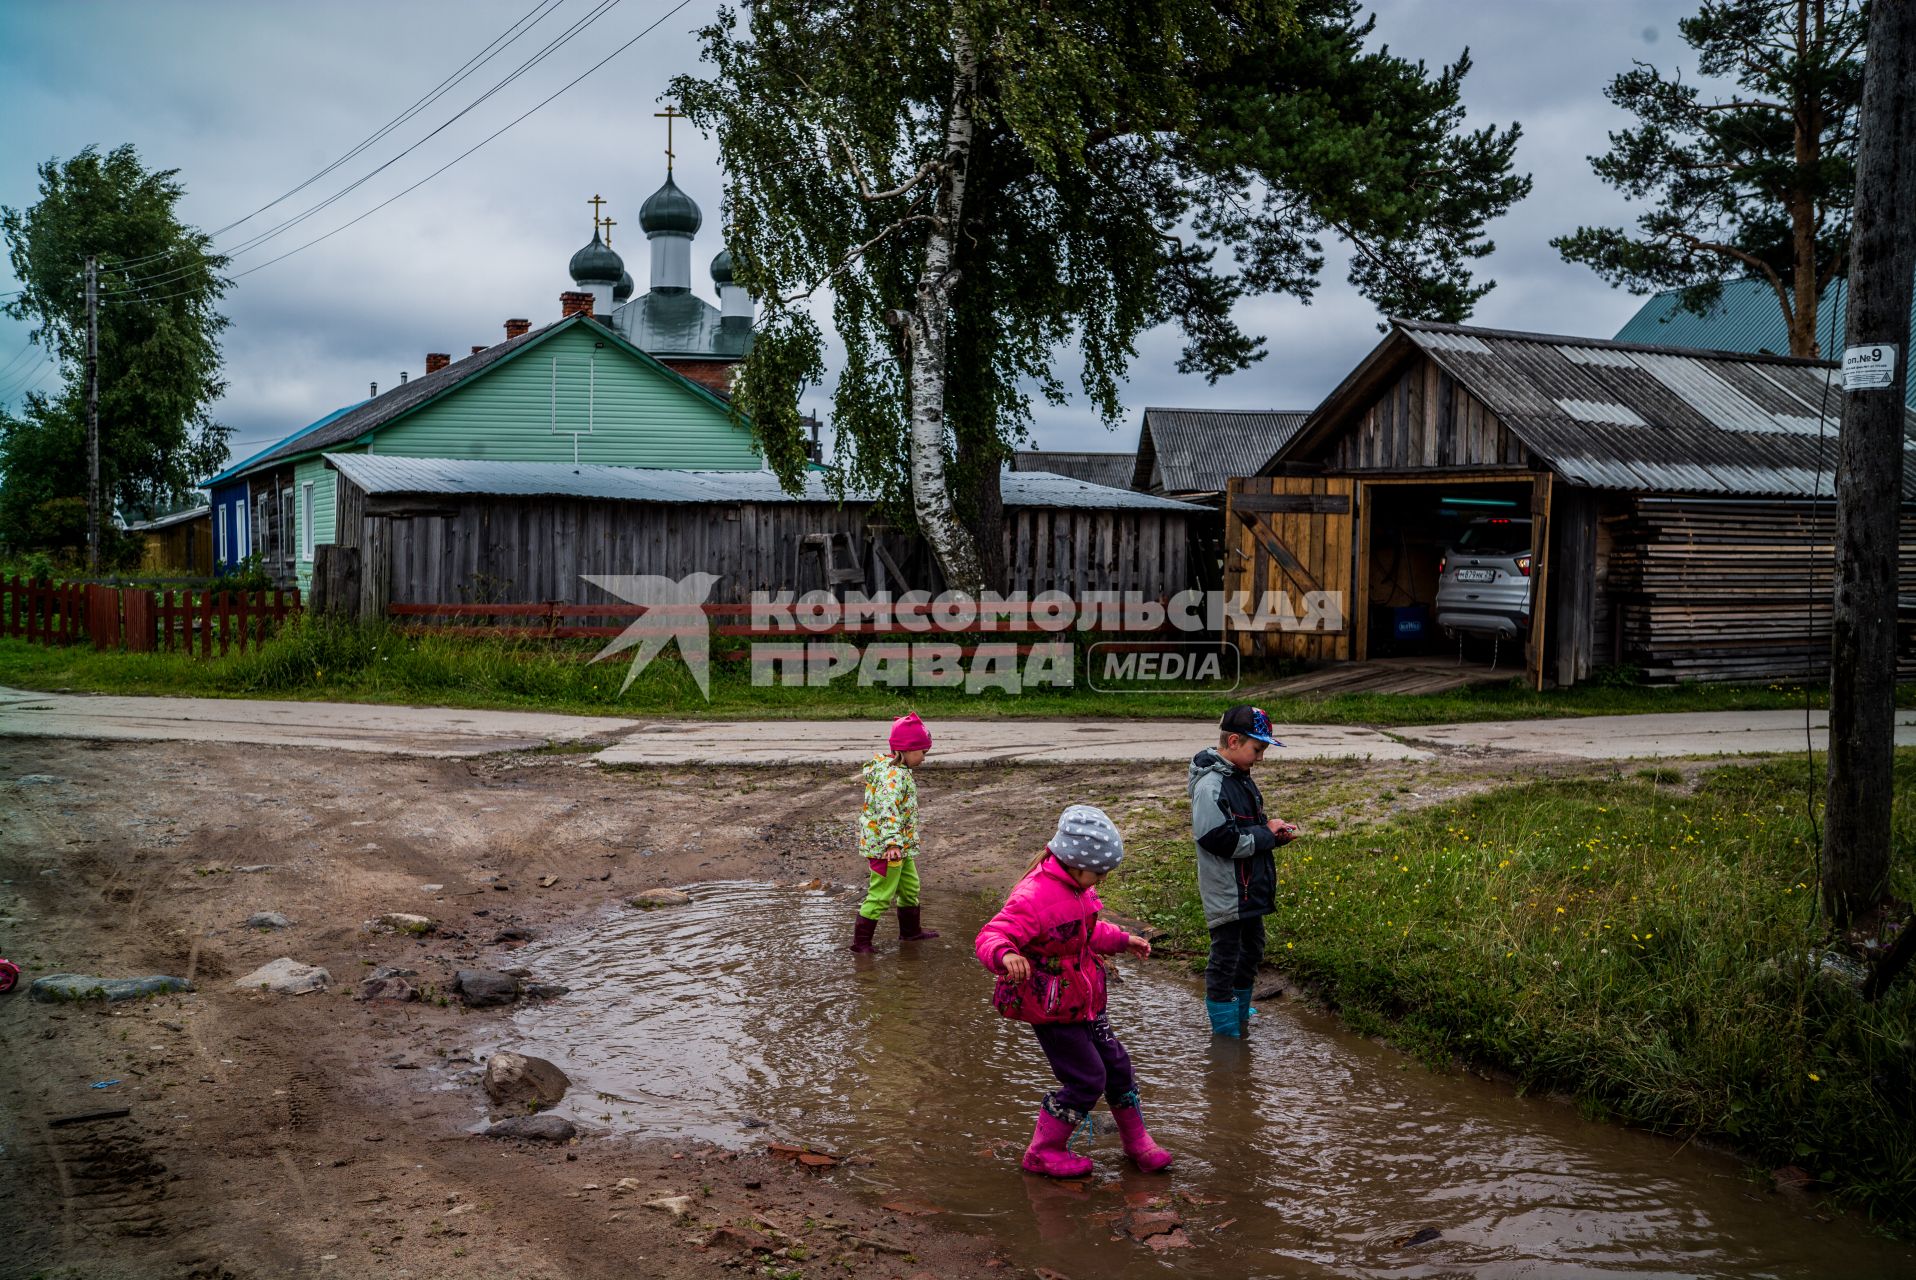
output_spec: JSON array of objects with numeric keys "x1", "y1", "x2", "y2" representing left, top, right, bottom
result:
[{"x1": 1455, "y1": 568, "x2": 1495, "y2": 583}]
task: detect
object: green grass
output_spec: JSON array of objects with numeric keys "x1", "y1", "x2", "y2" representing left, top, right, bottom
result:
[
  {"x1": 0, "y1": 617, "x2": 1883, "y2": 723},
  {"x1": 1106, "y1": 753, "x2": 1916, "y2": 1230}
]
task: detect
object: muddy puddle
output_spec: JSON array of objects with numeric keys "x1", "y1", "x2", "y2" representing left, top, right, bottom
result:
[{"x1": 488, "y1": 882, "x2": 1912, "y2": 1278}]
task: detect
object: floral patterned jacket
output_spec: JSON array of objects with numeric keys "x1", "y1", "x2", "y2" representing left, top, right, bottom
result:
[
  {"x1": 859, "y1": 754, "x2": 919, "y2": 862},
  {"x1": 974, "y1": 854, "x2": 1131, "y2": 1025}
]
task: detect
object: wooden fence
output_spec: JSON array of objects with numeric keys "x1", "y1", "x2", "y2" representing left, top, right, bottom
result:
[
  {"x1": 385, "y1": 599, "x2": 1184, "y2": 665},
  {"x1": 0, "y1": 576, "x2": 301, "y2": 657}
]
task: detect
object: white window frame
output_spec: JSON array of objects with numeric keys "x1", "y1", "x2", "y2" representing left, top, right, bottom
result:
[
  {"x1": 300, "y1": 482, "x2": 315, "y2": 561},
  {"x1": 217, "y1": 505, "x2": 229, "y2": 565}
]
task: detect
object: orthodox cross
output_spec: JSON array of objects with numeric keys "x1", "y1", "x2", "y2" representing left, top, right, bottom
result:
[
  {"x1": 600, "y1": 216, "x2": 617, "y2": 247},
  {"x1": 587, "y1": 193, "x2": 607, "y2": 234},
  {"x1": 655, "y1": 105, "x2": 685, "y2": 172}
]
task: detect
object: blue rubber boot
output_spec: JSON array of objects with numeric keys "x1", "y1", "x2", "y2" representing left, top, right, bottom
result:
[
  {"x1": 1234, "y1": 987, "x2": 1257, "y2": 1036},
  {"x1": 1205, "y1": 997, "x2": 1242, "y2": 1037}
]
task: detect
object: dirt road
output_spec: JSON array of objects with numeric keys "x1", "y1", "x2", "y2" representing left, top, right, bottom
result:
[
  {"x1": 1, "y1": 737, "x2": 1217, "y2": 1279},
  {"x1": 9, "y1": 685, "x2": 1908, "y2": 762}
]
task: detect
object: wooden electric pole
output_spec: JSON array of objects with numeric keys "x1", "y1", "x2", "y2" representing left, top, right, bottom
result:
[
  {"x1": 1823, "y1": 0, "x2": 1916, "y2": 928},
  {"x1": 84, "y1": 253, "x2": 100, "y2": 573}
]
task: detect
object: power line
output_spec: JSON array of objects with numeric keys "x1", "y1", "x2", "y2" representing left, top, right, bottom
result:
[
  {"x1": 99, "y1": 0, "x2": 570, "y2": 277},
  {"x1": 101, "y1": 0, "x2": 628, "y2": 296},
  {"x1": 232, "y1": 0, "x2": 693, "y2": 281}
]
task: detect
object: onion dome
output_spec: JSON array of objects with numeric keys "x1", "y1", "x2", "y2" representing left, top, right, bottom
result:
[
  {"x1": 640, "y1": 174, "x2": 702, "y2": 237},
  {"x1": 710, "y1": 248, "x2": 734, "y2": 287},
  {"x1": 613, "y1": 269, "x2": 635, "y2": 303},
  {"x1": 568, "y1": 230, "x2": 624, "y2": 286}
]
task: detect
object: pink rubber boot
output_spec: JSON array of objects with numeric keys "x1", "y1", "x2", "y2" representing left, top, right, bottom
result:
[
  {"x1": 1110, "y1": 1092, "x2": 1173, "y2": 1173},
  {"x1": 1021, "y1": 1106, "x2": 1094, "y2": 1178}
]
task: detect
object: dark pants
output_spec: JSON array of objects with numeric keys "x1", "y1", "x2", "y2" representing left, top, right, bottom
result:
[
  {"x1": 1206, "y1": 915, "x2": 1266, "y2": 1002},
  {"x1": 1032, "y1": 1015, "x2": 1137, "y2": 1117}
]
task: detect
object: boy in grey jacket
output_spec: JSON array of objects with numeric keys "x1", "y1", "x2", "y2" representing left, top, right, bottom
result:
[{"x1": 1188, "y1": 705, "x2": 1295, "y2": 1036}]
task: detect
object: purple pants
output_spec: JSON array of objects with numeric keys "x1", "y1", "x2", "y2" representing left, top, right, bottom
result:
[{"x1": 1031, "y1": 1014, "x2": 1137, "y2": 1116}]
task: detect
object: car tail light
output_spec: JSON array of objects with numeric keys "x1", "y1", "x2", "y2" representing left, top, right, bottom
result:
[
  {"x1": 1517, "y1": 554, "x2": 1532, "y2": 577},
  {"x1": 1438, "y1": 555, "x2": 1447, "y2": 576}
]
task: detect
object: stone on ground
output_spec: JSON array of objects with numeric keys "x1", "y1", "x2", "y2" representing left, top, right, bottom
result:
[
  {"x1": 29, "y1": 974, "x2": 194, "y2": 1003},
  {"x1": 629, "y1": 888, "x2": 692, "y2": 908},
  {"x1": 454, "y1": 969, "x2": 520, "y2": 1007},
  {"x1": 244, "y1": 911, "x2": 292, "y2": 930},
  {"x1": 234, "y1": 958, "x2": 332, "y2": 995},
  {"x1": 484, "y1": 1114, "x2": 576, "y2": 1141},
  {"x1": 483, "y1": 1050, "x2": 569, "y2": 1109}
]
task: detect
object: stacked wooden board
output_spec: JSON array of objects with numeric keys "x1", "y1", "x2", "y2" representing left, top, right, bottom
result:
[{"x1": 1604, "y1": 498, "x2": 1916, "y2": 683}]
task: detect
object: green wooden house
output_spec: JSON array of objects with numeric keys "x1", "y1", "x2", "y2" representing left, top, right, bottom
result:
[{"x1": 202, "y1": 313, "x2": 760, "y2": 587}]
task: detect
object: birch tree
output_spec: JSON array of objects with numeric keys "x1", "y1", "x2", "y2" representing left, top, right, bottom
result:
[{"x1": 678, "y1": 0, "x2": 1528, "y2": 594}]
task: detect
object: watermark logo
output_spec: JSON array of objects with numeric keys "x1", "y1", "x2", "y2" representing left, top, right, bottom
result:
[
  {"x1": 576, "y1": 581, "x2": 1337, "y2": 699},
  {"x1": 1086, "y1": 641, "x2": 1240, "y2": 693},
  {"x1": 582, "y1": 572, "x2": 719, "y2": 696}
]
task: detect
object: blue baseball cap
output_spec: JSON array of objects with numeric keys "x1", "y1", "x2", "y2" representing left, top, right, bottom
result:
[{"x1": 1220, "y1": 704, "x2": 1282, "y2": 746}]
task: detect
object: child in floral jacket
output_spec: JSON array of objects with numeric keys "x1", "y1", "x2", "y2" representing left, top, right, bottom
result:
[
  {"x1": 851, "y1": 713, "x2": 940, "y2": 953},
  {"x1": 974, "y1": 805, "x2": 1173, "y2": 1178}
]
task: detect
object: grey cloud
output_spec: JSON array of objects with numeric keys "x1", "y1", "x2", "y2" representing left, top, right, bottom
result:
[{"x1": 0, "y1": 1, "x2": 1713, "y2": 466}]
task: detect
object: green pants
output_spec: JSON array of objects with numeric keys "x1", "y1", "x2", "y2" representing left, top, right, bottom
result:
[{"x1": 859, "y1": 857, "x2": 921, "y2": 919}]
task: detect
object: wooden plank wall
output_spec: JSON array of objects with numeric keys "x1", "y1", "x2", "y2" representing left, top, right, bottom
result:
[
  {"x1": 1607, "y1": 498, "x2": 1916, "y2": 682},
  {"x1": 1323, "y1": 356, "x2": 1530, "y2": 470},
  {"x1": 337, "y1": 485, "x2": 1196, "y2": 607},
  {"x1": 1221, "y1": 475, "x2": 1353, "y2": 663}
]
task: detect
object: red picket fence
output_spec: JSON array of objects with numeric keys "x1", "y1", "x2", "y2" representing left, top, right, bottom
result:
[
  {"x1": 0, "y1": 576, "x2": 301, "y2": 657},
  {"x1": 2, "y1": 577, "x2": 87, "y2": 645},
  {"x1": 152, "y1": 588, "x2": 301, "y2": 656}
]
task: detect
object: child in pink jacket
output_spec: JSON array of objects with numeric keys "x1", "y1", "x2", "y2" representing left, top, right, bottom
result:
[{"x1": 974, "y1": 805, "x2": 1173, "y2": 1178}]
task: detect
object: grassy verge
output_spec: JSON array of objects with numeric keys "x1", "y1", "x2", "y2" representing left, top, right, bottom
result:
[
  {"x1": 1105, "y1": 753, "x2": 1916, "y2": 1230},
  {"x1": 0, "y1": 618, "x2": 1882, "y2": 723}
]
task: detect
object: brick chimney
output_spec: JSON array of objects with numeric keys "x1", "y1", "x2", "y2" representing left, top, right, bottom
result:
[
  {"x1": 471, "y1": 345, "x2": 486, "y2": 356},
  {"x1": 504, "y1": 317, "x2": 531, "y2": 340},
  {"x1": 425, "y1": 352, "x2": 451, "y2": 375},
  {"x1": 559, "y1": 291, "x2": 594, "y2": 319}
]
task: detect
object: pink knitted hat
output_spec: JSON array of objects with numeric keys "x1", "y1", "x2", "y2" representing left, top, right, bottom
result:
[{"x1": 889, "y1": 713, "x2": 932, "y2": 753}]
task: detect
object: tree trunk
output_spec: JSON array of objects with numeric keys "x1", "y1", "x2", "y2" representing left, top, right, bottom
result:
[
  {"x1": 1822, "y1": 0, "x2": 1916, "y2": 927},
  {"x1": 1788, "y1": 0, "x2": 1824, "y2": 358},
  {"x1": 905, "y1": 18, "x2": 985, "y2": 598},
  {"x1": 956, "y1": 429, "x2": 1008, "y2": 593}
]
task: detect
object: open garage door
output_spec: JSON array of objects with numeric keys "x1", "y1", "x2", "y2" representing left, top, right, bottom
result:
[{"x1": 1222, "y1": 476, "x2": 1355, "y2": 661}]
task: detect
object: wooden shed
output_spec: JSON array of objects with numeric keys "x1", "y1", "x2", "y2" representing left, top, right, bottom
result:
[
  {"x1": 320, "y1": 453, "x2": 1204, "y2": 616},
  {"x1": 1241, "y1": 319, "x2": 1916, "y2": 686},
  {"x1": 125, "y1": 505, "x2": 213, "y2": 576}
]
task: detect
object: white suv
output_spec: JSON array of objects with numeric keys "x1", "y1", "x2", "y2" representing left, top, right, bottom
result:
[{"x1": 1435, "y1": 516, "x2": 1534, "y2": 640}]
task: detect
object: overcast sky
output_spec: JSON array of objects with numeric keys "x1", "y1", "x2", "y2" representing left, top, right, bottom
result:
[{"x1": 0, "y1": 0, "x2": 1694, "y2": 467}]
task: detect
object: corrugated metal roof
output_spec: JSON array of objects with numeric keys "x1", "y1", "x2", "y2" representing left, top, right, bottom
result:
[
  {"x1": 1010, "y1": 451, "x2": 1136, "y2": 489},
  {"x1": 124, "y1": 505, "x2": 210, "y2": 533},
  {"x1": 1136, "y1": 408, "x2": 1310, "y2": 494},
  {"x1": 1391, "y1": 320, "x2": 1916, "y2": 499},
  {"x1": 200, "y1": 401, "x2": 363, "y2": 489},
  {"x1": 325, "y1": 454, "x2": 1204, "y2": 512},
  {"x1": 1614, "y1": 276, "x2": 1916, "y2": 412}
]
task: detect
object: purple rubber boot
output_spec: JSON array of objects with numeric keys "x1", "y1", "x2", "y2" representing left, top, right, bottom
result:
[{"x1": 849, "y1": 914, "x2": 878, "y2": 954}]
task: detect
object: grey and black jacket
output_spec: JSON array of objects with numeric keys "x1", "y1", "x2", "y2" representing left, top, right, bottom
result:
[{"x1": 1187, "y1": 747, "x2": 1276, "y2": 930}]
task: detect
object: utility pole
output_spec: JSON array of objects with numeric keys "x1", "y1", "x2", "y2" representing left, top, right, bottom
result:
[
  {"x1": 1823, "y1": 0, "x2": 1916, "y2": 929},
  {"x1": 84, "y1": 253, "x2": 100, "y2": 573}
]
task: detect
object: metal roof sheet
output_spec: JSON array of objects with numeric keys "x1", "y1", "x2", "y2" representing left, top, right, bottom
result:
[
  {"x1": 324, "y1": 454, "x2": 1204, "y2": 512},
  {"x1": 1614, "y1": 276, "x2": 1916, "y2": 411},
  {"x1": 1391, "y1": 320, "x2": 1916, "y2": 500},
  {"x1": 1010, "y1": 451, "x2": 1137, "y2": 489},
  {"x1": 1136, "y1": 408, "x2": 1310, "y2": 493}
]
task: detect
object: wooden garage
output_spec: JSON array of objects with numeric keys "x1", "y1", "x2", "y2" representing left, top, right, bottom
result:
[{"x1": 1237, "y1": 320, "x2": 1916, "y2": 686}]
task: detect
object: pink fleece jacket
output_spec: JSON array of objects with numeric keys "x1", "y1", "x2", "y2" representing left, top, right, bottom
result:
[{"x1": 974, "y1": 854, "x2": 1132, "y2": 1025}]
